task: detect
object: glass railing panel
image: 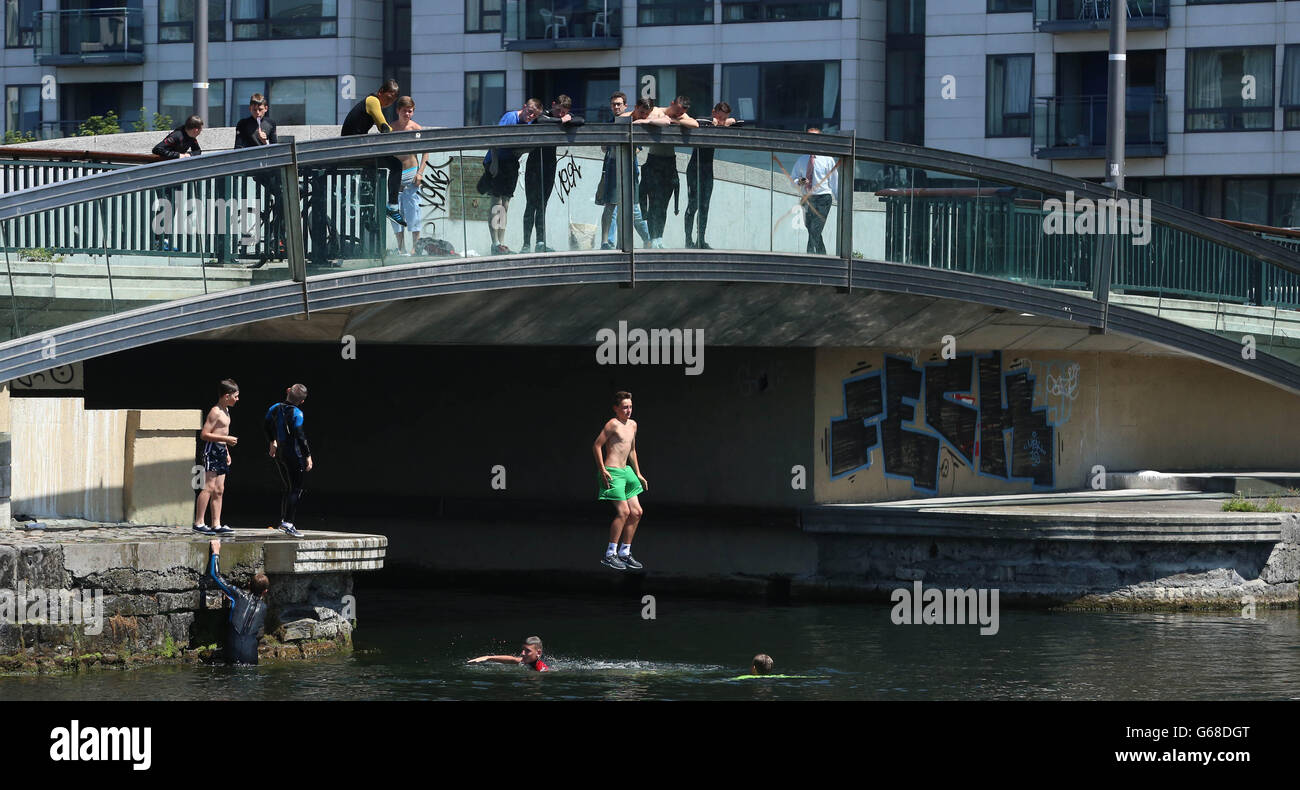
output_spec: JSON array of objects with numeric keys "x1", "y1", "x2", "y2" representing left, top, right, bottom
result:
[
  {"x1": 704, "y1": 148, "x2": 774, "y2": 254},
  {"x1": 852, "y1": 160, "x2": 909, "y2": 263},
  {"x1": 299, "y1": 162, "x2": 384, "y2": 270},
  {"x1": 516, "y1": 143, "x2": 608, "y2": 254},
  {"x1": 0, "y1": 166, "x2": 295, "y2": 338},
  {"x1": 770, "y1": 147, "x2": 843, "y2": 257}
]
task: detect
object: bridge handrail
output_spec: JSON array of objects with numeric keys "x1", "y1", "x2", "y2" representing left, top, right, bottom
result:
[{"x1": 0, "y1": 125, "x2": 1297, "y2": 277}]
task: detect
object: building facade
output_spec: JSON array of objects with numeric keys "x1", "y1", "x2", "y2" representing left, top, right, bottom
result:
[
  {"x1": 1, "y1": 0, "x2": 396, "y2": 139},
  {"x1": 929, "y1": 0, "x2": 1300, "y2": 225}
]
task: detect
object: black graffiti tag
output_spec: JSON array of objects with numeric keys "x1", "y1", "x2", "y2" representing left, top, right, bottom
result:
[
  {"x1": 417, "y1": 158, "x2": 452, "y2": 214},
  {"x1": 556, "y1": 152, "x2": 582, "y2": 205}
]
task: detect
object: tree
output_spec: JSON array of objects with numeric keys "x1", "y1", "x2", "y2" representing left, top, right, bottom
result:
[
  {"x1": 3, "y1": 129, "x2": 37, "y2": 144},
  {"x1": 77, "y1": 111, "x2": 122, "y2": 136},
  {"x1": 131, "y1": 107, "x2": 173, "y2": 133}
]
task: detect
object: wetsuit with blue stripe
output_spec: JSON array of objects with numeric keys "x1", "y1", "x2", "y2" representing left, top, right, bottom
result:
[
  {"x1": 209, "y1": 553, "x2": 266, "y2": 665},
  {"x1": 264, "y1": 401, "x2": 311, "y2": 524}
]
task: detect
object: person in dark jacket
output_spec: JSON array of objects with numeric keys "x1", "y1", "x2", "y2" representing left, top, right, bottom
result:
[
  {"x1": 234, "y1": 94, "x2": 282, "y2": 254},
  {"x1": 208, "y1": 539, "x2": 269, "y2": 666},
  {"x1": 153, "y1": 115, "x2": 204, "y2": 159},
  {"x1": 234, "y1": 93, "x2": 277, "y2": 148},
  {"x1": 521, "y1": 94, "x2": 585, "y2": 253},
  {"x1": 264, "y1": 383, "x2": 312, "y2": 538}
]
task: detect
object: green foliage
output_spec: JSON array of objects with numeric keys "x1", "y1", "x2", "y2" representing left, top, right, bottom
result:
[
  {"x1": 3, "y1": 129, "x2": 36, "y2": 144},
  {"x1": 77, "y1": 111, "x2": 122, "y2": 137},
  {"x1": 18, "y1": 247, "x2": 63, "y2": 263},
  {"x1": 131, "y1": 107, "x2": 172, "y2": 133},
  {"x1": 1222, "y1": 495, "x2": 1289, "y2": 512},
  {"x1": 160, "y1": 635, "x2": 178, "y2": 659}
]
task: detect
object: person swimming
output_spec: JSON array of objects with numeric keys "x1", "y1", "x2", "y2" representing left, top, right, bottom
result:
[
  {"x1": 468, "y1": 635, "x2": 551, "y2": 672},
  {"x1": 729, "y1": 653, "x2": 812, "y2": 680}
]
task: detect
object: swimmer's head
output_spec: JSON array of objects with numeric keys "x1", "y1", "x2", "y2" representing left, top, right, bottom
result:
[
  {"x1": 751, "y1": 654, "x2": 773, "y2": 675},
  {"x1": 612, "y1": 390, "x2": 632, "y2": 420},
  {"x1": 520, "y1": 636, "x2": 544, "y2": 665}
]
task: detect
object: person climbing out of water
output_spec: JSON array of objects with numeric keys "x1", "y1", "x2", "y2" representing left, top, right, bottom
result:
[
  {"x1": 208, "y1": 539, "x2": 270, "y2": 666},
  {"x1": 468, "y1": 635, "x2": 550, "y2": 671}
]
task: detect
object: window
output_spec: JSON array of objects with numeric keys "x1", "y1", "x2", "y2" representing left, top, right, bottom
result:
[
  {"x1": 988, "y1": 0, "x2": 1031, "y2": 10},
  {"x1": 5, "y1": 84, "x2": 39, "y2": 135},
  {"x1": 160, "y1": 80, "x2": 225, "y2": 128},
  {"x1": 466, "y1": 0, "x2": 502, "y2": 32},
  {"x1": 887, "y1": 0, "x2": 924, "y2": 35},
  {"x1": 160, "y1": 0, "x2": 227, "y2": 43},
  {"x1": 1282, "y1": 45, "x2": 1300, "y2": 130},
  {"x1": 465, "y1": 71, "x2": 506, "y2": 126},
  {"x1": 637, "y1": 65, "x2": 712, "y2": 109},
  {"x1": 4, "y1": 0, "x2": 37, "y2": 48},
  {"x1": 721, "y1": 0, "x2": 841, "y2": 23},
  {"x1": 1186, "y1": 47, "x2": 1273, "y2": 132},
  {"x1": 233, "y1": 77, "x2": 333, "y2": 125},
  {"x1": 1222, "y1": 177, "x2": 1300, "y2": 228},
  {"x1": 233, "y1": 0, "x2": 337, "y2": 40},
  {"x1": 638, "y1": 0, "x2": 712, "y2": 26},
  {"x1": 986, "y1": 54, "x2": 1032, "y2": 137},
  {"x1": 722, "y1": 61, "x2": 840, "y2": 130},
  {"x1": 886, "y1": 49, "x2": 924, "y2": 144}
]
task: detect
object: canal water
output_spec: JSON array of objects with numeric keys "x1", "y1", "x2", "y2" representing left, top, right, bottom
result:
[{"x1": 2, "y1": 589, "x2": 1298, "y2": 700}]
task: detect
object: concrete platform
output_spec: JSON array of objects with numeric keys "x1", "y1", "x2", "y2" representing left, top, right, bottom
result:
[
  {"x1": 800, "y1": 491, "x2": 1299, "y2": 607},
  {"x1": 1, "y1": 519, "x2": 387, "y2": 575}
]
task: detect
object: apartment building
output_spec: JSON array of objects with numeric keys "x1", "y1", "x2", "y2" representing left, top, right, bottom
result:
[
  {"x1": 417, "y1": 1, "x2": 883, "y2": 133},
  {"x1": 1, "y1": 0, "x2": 404, "y2": 138},
  {"x1": 928, "y1": 0, "x2": 1300, "y2": 225}
]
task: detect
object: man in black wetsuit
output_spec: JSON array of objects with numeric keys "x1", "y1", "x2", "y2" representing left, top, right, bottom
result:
[
  {"x1": 521, "y1": 94, "x2": 585, "y2": 253},
  {"x1": 264, "y1": 383, "x2": 312, "y2": 538},
  {"x1": 684, "y1": 102, "x2": 738, "y2": 249},
  {"x1": 208, "y1": 539, "x2": 269, "y2": 666},
  {"x1": 341, "y1": 79, "x2": 405, "y2": 227}
]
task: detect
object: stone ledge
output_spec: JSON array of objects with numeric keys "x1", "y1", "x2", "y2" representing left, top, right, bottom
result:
[{"x1": 802, "y1": 507, "x2": 1285, "y2": 543}]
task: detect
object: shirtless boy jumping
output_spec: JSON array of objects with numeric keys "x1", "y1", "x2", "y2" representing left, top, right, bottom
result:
[
  {"x1": 390, "y1": 96, "x2": 429, "y2": 254},
  {"x1": 593, "y1": 390, "x2": 649, "y2": 571},
  {"x1": 195, "y1": 379, "x2": 240, "y2": 535}
]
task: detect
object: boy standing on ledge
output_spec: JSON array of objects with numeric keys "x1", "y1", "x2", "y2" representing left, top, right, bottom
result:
[{"x1": 195, "y1": 379, "x2": 239, "y2": 535}]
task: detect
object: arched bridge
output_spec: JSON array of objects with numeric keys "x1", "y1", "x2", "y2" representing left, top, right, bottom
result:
[{"x1": 1, "y1": 125, "x2": 1299, "y2": 391}]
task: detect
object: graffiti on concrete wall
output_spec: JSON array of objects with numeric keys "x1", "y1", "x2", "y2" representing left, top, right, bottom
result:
[
  {"x1": 829, "y1": 351, "x2": 1056, "y2": 493},
  {"x1": 1009, "y1": 357, "x2": 1081, "y2": 426}
]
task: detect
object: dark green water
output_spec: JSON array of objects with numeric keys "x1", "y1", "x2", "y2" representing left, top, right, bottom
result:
[{"x1": 2, "y1": 589, "x2": 1298, "y2": 700}]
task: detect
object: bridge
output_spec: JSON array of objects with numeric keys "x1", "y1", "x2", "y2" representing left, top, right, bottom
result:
[{"x1": 0, "y1": 124, "x2": 1299, "y2": 394}]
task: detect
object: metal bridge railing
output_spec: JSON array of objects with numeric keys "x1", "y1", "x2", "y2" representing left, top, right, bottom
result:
[{"x1": 0, "y1": 125, "x2": 1299, "y2": 387}]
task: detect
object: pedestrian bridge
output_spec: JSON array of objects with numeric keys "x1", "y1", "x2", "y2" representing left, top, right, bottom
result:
[{"x1": 1, "y1": 124, "x2": 1299, "y2": 392}]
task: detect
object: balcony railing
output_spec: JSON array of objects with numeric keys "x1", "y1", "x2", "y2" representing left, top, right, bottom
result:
[
  {"x1": 36, "y1": 7, "x2": 143, "y2": 65},
  {"x1": 502, "y1": 0, "x2": 620, "y2": 51},
  {"x1": 1033, "y1": 0, "x2": 1169, "y2": 31},
  {"x1": 1032, "y1": 93, "x2": 1167, "y2": 159}
]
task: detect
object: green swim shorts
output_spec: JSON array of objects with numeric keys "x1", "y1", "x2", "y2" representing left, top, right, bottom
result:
[{"x1": 598, "y1": 466, "x2": 644, "y2": 501}]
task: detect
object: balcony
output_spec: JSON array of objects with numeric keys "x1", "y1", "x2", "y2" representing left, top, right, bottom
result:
[
  {"x1": 36, "y1": 8, "x2": 143, "y2": 66},
  {"x1": 502, "y1": 0, "x2": 620, "y2": 51},
  {"x1": 1032, "y1": 93, "x2": 1167, "y2": 159},
  {"x1": 1033, "y1": 0, "x2": 1168, "y2": 32}
]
